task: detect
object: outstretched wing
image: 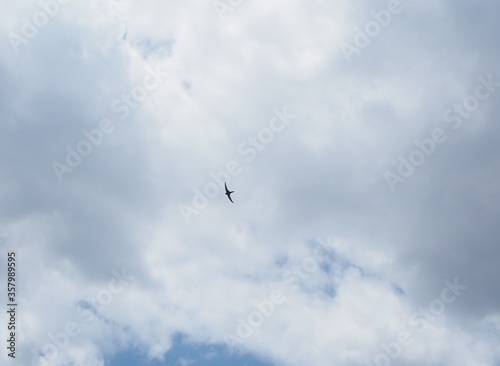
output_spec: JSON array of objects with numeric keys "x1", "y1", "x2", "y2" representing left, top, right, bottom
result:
[
  {"x1": 224, "y1": 182, "x2": 229, "y2": 194},
  {"x1": 228, "y1": 193, "x2": 234, "y2": 203}
]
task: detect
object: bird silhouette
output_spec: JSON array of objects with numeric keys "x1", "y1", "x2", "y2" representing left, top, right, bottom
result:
[{"x1": 225, "y1": 182, "x2": 234, "y2": 203}]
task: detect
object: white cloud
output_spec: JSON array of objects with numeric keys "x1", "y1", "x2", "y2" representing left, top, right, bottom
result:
[{"x1": 0, "y1": 0, "x2": 499, "y2": 365}]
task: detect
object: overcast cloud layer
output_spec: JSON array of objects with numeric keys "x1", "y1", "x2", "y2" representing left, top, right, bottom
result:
[{"x1": 1, "y1": 0, "x2": 500, "y2": 365}]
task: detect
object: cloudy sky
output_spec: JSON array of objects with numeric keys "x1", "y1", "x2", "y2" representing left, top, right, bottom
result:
[{"x1": 1, "y1": 0, "x2": 500, "y2": 365}]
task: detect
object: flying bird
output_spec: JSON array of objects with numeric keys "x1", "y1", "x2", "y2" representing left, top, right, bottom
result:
[{"x1": 225, "y1": 182, "x2": 234, "y2": 203}]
